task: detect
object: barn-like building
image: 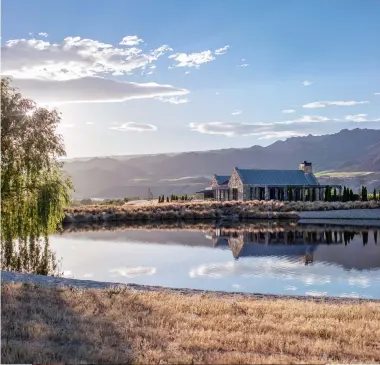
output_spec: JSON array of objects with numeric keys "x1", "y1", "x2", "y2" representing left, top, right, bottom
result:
[{"x1": 210, "y1": 161, "x2": 342, "y2": 202}]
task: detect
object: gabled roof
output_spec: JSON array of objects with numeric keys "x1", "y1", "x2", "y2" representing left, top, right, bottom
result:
[
  {"x1": 235, "y1": 168, "x2": 319, "y2": 186},
  {"x1": 214, "y1": 174, "x2": 230, "y2": 185}
]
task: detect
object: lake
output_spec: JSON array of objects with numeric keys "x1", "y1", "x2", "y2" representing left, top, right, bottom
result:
[{"x1": 51, "y1": 222, "x2": 380, "y2": 299}]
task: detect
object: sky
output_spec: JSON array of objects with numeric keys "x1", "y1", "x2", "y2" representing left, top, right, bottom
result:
[{"x1": 2, "y1": 0, "x2": 380, "y2": 158}]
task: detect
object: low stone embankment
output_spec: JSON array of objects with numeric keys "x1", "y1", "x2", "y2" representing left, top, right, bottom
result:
[{"x1": 63, "y1": 200, "x2": 380, "y2": 224}]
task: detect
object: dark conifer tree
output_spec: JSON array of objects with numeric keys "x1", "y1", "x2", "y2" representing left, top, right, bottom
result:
[
  {"x1": 311, "y1": 188, "x2": 316, "y2": 202},
  {"x1": 361, "y1": 186, "x2": 368, "y2": 201},
  {"x1": 288, "y1": 186, "x2": 293, "y2": 201}
]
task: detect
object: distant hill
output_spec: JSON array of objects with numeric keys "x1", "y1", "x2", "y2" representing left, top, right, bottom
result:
[{"x1": 63, "y1": 128, "x2": 380, "y2": 199}]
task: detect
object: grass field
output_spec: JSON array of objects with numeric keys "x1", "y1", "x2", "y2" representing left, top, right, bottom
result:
[{"x1": 2, "y1": 283, "x2": 380, "y2": 364}]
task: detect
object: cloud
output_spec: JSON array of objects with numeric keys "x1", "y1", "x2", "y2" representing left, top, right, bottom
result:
[
  {"x1": 374, "y1": 92, "x2": 380, "y2": 95},
  {"x1": 156, "y1": 96, "x2": 189, "y2": 104},
  {"x1": 231, "y1": 110, "x2": 242, "y2": 116},
  {"x1": 302, "y1": 80, "x2": 313, "y2": 86},
  {"x1": 85, "y1": 121, "x2": 94, "y2": 125},
  {"x1": 149, "y1": 45, "x2": 173, "y2": 59},
  {"x1": 109, "y1": 266, "x2": 156, "y2": 277},
  {"x1": 169, "y1": 45, "x2": 229, "y2": 68},
  {"x1": 10, "y1": 76, "x2": 189, "y2": 104},
  {"x1": 237, "y1": 63, "x2": 249, "y2": 67},
  {"x1": 282, "y1": 109, "x2": 296, "y2": 114},
  {"x1": 344, "y1": 114, "x2": 380, "y2": 122},
  {"x1": 2, "y1": 36, "x2": 171, "y2": 80},
  {"x1": 258, "y1": 131, "x2": 308, "y2": 139},
  {"x1": 38, "y1": 32, "x2": 49, "y2": 37},
  {"x1": 189, "y1": 121, "x2": 307, "y2": 138},
  {"x1": 214, "y1": 45, "x2": 230, "y2": 55},
  {"x1": 277, "y1": 115, "x2": 331, "y2": 124},
  {"x1": 119, "y1": 35, "x2": 144, "y2": 46},
  {"x1": 303, "y1": 100, "x2": 369, "y2": 108},
  {"x1": 110, "y1": 122, "x2": 157, "y2": 132}
]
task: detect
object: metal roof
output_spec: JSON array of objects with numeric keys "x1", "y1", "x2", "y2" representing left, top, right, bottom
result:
[
  {"x1": 214, "y1": 175, "x2": 230, "y2": 185},
  {"x1": 235, "y1": 168, "x2": 319, "y2": 186}
]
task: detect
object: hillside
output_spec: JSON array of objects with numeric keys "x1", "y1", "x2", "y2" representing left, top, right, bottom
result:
[{"x1": 63, "y1": 128, "x2": 380, "y2": 199}]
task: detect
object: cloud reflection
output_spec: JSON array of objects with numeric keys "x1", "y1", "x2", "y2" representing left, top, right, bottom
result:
[{"x1": 110, "y1": 266, "x2": 157, "y2": 278}]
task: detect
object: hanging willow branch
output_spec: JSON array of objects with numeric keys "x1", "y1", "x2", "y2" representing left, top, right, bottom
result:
[{"x1": 1, "y1": 77, "x2": 73, "y2": 275}]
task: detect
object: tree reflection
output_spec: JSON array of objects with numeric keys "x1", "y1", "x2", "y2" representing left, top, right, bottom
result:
[{"x1": 1, "y1": 238, "x2": 59, "y2": 276}]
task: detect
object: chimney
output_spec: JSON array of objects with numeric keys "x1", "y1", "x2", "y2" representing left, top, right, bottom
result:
[{"x1": 299, "y1": 160, "x2": 313, "y2": 173}]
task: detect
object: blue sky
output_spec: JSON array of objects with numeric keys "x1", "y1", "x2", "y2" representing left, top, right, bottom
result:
[{"x1": 2, "y1": 0, "x2": 380, "y2": 158}]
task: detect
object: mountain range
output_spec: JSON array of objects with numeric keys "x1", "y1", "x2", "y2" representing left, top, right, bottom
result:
[{"x1": 63, "y1": 128, "x2": 380, "y2": 199}]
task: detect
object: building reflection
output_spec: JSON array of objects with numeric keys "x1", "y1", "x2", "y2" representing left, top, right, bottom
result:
[{"x1": 211, "y1": 226, "x2": 359, "y2": 263}]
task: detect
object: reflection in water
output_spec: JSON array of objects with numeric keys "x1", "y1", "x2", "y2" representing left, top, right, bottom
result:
[
  {"x1": 211, "y1": 227, "x2": 375, "y2": 263},
  {"x1": 1, "y1": 238, "x2": 59, "y2": 275},
  {"x1": 47, "y1": 222, "x2": 380, "y2": 298}
]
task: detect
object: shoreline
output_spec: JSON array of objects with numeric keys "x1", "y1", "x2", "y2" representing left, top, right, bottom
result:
[
  {"x1": 63, "y1": 202, "x2": 380, "y2": 224},
  {"x1": 2, "y1": 270, "x2": 379, "y2": 303}
]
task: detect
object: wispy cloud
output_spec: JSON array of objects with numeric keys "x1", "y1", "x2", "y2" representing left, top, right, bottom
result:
[
  {"x1": 214, "y1": 45, "x2": 230, "y2": 55},
  {"x1": 302, "y1": 80, "x2": 313, "y2": 86},
  {"x1": 189, "y1": 121, "x2": 307, "y2": 138},
  {"x1": 374, "y1": 92, "x2": 380, "y2": 95},
  {"x1": 237, "y1": 63, "x2": 249, "y2": 67},
  {"x1": 303, "y1": 100, "x2": 369, "y2": 108},
  {"x1": 344, "y1": 114, "x2": 380, "y2": 122},
  {"x1": 231, "y1": 110, "x2": 242, "y2": 116},
  {"x1": 10, "y1": 77, "x2": 189, "y2": 104},
  {"x1": 156, "y1": 96, "x2": 189, "y2": 104},
  {"x1": 38, "y1": 32, "x2": 48, "y2": 37},
  {"x1": 110, "y1": 122, "x2": 157, "y2": 132},
  {"x1": 277, "y1": 115, "x2": 330, "y2": 124},
  {"x1": 282, "y1": 109, "x2": 296, "y2": 114},
  {"x1": 85, "y1": 121, "x2": 94, "y2": 125},
  {"x1": 2, "y1": 36, "x2": 171, "y2": 80},
  {"x1": 169, "y1": 45, "x2": 229, "y2": 68},
  {"x1": 119, "y1": 35, "x2": 144, "y2": 46}
]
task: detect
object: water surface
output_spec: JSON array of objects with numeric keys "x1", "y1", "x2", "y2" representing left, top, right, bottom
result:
[{"x1": 51, "y1": 222, "x2": 380, "y2": 299}]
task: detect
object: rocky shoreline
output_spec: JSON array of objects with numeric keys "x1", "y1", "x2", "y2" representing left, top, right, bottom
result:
[
  {"x1": 2, "y1": 271, "x2": 379, "y2": 303},
  {"x1": 63, "y1": 207, "x2": 380, "y2": 224}
]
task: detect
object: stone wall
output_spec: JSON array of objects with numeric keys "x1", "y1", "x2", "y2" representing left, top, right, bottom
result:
[
  {"x1": 211, "y1": 176, "x2": 219, "y2": 189},
  {"x1": 228, "y1": 169, "x2": 244, "y2": 200}
]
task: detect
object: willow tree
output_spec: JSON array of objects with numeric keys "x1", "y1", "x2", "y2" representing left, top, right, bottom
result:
[{"x1": 1, "y1": 77, "x2": 72, "y2": 275}]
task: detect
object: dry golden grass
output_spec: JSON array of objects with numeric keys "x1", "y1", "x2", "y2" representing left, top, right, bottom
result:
[{"x1": 2, "y1": 283, "x2": 380, "y2": 364}]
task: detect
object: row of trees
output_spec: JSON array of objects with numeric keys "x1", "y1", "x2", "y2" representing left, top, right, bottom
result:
[
  {"x1": 284, "y1": 185, "x2": 377, "y2": 202},
  {"x1": 158, "y1": 194, "x2": 189, "y2": 203}
]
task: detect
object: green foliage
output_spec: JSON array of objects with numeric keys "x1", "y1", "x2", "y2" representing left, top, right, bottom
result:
[{"x1": 1, "y1": 77, "x2": 72, "y2": 275}]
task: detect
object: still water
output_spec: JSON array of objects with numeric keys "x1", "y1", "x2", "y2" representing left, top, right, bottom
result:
[{"x1": 51, "y1": 222, "x2": 380, "y2": 299}]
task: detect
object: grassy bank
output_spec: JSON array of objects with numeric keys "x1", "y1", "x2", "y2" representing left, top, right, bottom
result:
[
  {"x1": 63, "y1": 200, "x2": 380, "y2": 224},
  {"x1": 2, "y1": 283, "x2": 380, "y2": 364}
]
